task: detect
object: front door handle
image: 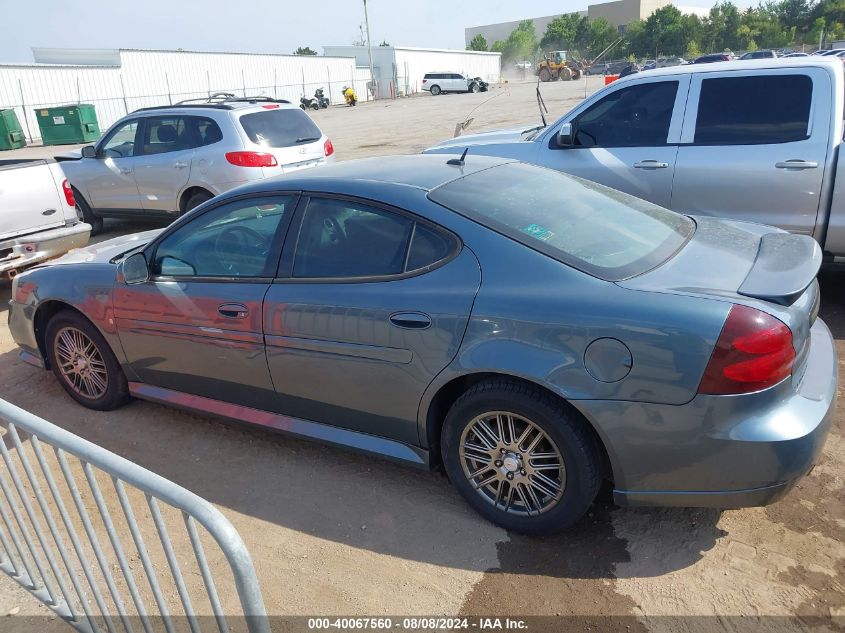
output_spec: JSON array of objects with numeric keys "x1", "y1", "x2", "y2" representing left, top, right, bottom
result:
[
  {"x1": 218, "y1": 303, "x2": 249, "y2": 319},
  {"x1": 633, "y1": 160, "x2": 669, "y2": 169},
  {"x1": 174, "y1": 161, "x2": 188, "y2": 169},
  {"x1": 119, "y1": 168, "x2": 132, "y2": 175},
  {"x1": 775, "y1": 160, "x2": 818, "y2": 170},
  {"x1": 389, "y1": 312, "x2": 432, "y2": 329}
]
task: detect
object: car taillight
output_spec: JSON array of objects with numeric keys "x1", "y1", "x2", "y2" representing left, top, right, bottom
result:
[
  {"x1": 61, "y1": 179, "x2": 75, "y2": 207},
  {"x1": 698, "y1": 304, "x2": 795, "y2": 395},
  {"x1": 262, "y1": 104, "x2": 280, "y2": 109},
  {"x1": 422, "y1": 79, "x2": 427, "y2": 83},
  {"x1": 225, "y1": 151, "x2": 278, "y2": 167},
  {"x1": 324, "y1": 138, "x2": 334, "y2": 157}
]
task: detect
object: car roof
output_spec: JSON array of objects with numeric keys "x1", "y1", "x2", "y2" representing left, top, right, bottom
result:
[
  {"x1": 235, "y1": 154, "x2": 517, "y2": 195},
  {"x1": 620, "y1": 56, "x2": 843, "y2": 81},
  {"x1": 131, "y1": 101, "x2": 300, "y2": 116}
]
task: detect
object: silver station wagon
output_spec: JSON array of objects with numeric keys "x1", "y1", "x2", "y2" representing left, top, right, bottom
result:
[{"x1": 9, "y1": 155, "x2": 836, "y2": 534}]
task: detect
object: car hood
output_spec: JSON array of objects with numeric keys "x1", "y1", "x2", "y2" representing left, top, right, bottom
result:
[
  {"x1": 425, "y1": 125, "x2": 540, "y2": 151},
  {"x1": 49, "y1": 229, "x2": 163, "y2": 265}
]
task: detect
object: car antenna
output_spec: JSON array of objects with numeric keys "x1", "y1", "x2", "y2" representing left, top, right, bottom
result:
[
  {"x1": 536, "y1": 77, "x2": 548, "y2": 128},
  {"x1": 447, "y1": 148, "x2": 470, "y2": 166}
]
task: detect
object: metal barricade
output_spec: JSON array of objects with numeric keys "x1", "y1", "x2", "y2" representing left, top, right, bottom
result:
[{"x1": 0, "y1": 398, "x2": 270, "y2": 633}]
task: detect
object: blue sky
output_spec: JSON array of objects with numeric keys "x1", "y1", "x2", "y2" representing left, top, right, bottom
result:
[{"x1": 3, "y1": 0, "x2": 754, "y2": 63}]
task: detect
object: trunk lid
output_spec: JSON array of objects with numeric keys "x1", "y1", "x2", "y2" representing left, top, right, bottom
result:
[
  {"x1": 235, "y1": 107, "x2": 328, "y2": 177},
  {"x1": 620, "y1": 215, "x2": 821, "y2": 383}
]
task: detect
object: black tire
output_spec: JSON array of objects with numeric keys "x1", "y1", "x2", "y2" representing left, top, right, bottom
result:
[
  {"x1": 538, "y1": 68, "x2": 552, "y2": 82},
  {"x1": 441, "y1": 379, "x2": 602, "y2": 535},
  {"x1": 430, "y1": 85, "x2": 442, "y2": 95},
  {"x1": 45, "y1": 310, "x2": 130, "y2": 411},
  {"x1": 470, "y1": 83, "x2": 480, "y2": 93},
  {"x1": 73, "y1": 188, "x2": 103, "y2": 236},
  {"x1": 184, "y1": 190, "x2": 213, "y2": 213}
]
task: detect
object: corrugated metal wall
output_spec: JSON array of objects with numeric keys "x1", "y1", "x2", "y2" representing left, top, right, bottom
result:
[{"x1": 0, "y1": 50, "x2": 373, "y2": 142}]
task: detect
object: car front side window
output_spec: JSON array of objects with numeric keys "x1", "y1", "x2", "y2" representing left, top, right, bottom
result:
[
  {"x1": 573, "y1": 81, "x2": 679, "y2": 148},
  {"x1": 152, "y1": 195, "x2": 295, "y2": 279},
  {"x1": 100, "y1": 120, "x2": 140, "y2": 158}
]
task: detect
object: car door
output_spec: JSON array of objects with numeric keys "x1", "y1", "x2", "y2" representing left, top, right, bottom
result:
[
  {"x1": 672, "y1": 68, "x2": 828, "y2": 234},
  {"x1": 82, "y1": 118, "x2": 144, "y2": 211},
  {"x1": 540, "y1": 75, "x2": 689, "y2": 208},
  {"x1": 263, "y1": 195, "x2": 481, "y2": 445},
  {"x1": 133, "y1": 114, "x2": 196, "y2": 214},
  {"x1": 113, "y1": 193, "x2": 298, "y2": 410}
]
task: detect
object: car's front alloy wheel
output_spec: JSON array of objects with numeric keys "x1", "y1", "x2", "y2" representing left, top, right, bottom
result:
[{"x1": 46, "y1": 310, "x2": 130, "y2": 411}]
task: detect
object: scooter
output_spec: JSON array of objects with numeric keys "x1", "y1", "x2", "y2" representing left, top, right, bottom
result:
[
  {"x1": 314, "y1": 88, "x2": 330, "y2": 109},
  {"x1": 342, "y1": 86, "x2": 357, "y2": 106},
  {"x1": 299, "y1": 95, "x2": 319, "y2": 110}
]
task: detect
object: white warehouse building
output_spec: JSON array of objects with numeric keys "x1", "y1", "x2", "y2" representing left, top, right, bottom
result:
[
  {"x1": 322, "y1": 45, "x2": 501, "y2": 98},
  {"x1": 0, "y1": 48, "x2": 374, "y2": 142},
  {"x1": 0, "y1": 46, "x2": 501, "y2": 143}
]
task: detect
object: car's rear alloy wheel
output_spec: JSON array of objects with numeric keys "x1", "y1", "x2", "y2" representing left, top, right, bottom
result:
[
  {"x1": 460, "y1": 411, "x2": 565, "y2": 515},
  {"x1": 442, "y1": 379, "x2": 601, "y2": 534},
  {"x1": 46, "y1": 310, "x2": 130, "y2": 411},
  {"x1": 430, "y1": 85, "x2": 441, "y2": 95}
]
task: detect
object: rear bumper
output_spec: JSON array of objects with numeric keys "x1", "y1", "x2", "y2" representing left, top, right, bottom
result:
[
  {"x1": 0, "y1": 222, "x2": 91, "y2": 275},
  {"x1": 574, "y1": 318, "x2": 837, "y2": 508}
]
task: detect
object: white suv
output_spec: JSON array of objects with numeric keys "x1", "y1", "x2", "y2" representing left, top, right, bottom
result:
[
  {"x1": 61, "y1": 94, "x2": 334, "y2": 234},
  {"x1": 422, "y1": 72, "x2": 482, "y2": 95}
]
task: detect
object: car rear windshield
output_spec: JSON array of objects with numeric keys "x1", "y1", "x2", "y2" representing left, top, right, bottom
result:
[
  {"x1": 239, "y1": 109, "x2": 322, "y2": 148},
  {"x1": 428, "y1": 162, "x2": 695, "y2": 280}
]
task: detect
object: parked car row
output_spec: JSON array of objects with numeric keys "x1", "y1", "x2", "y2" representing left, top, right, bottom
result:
[{"x1": 3, "y1": 56, "x2": 839, "y2": 536}]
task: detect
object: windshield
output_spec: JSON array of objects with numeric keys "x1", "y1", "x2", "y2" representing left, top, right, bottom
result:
[
  {"x1": 428, "y1": 162, "x2": 694, "y2": 280},
  {"x1": 239, "y1": 109, "x2": 322, "y2": 148}
]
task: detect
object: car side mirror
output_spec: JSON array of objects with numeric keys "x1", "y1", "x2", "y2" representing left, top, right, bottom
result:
[
  {"x1": 119, "y1": 252, "x2": 149, "y2": 285},
  {"x1": 556, "y1": 122, "x2": 575, "y2": 148},
  {"x1": 81, "y1": 145, "x2": 97, "y2": 159}
]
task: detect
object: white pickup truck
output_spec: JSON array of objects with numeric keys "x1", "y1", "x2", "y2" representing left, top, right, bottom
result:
[
  {"x1": 0, "y1": 159, "x2": 91, "y2": 279},
  {"x1": 426, "y1": 57, "x2": 845, "y2": 261}
]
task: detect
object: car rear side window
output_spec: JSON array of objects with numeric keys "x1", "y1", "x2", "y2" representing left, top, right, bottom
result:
[
  {"x1": 429, "y1": 162, "x2": 694, "y2": 281},
  {"x1": 239, "y1": 109, "x2": 322, "y2": 148},
  {"x1": 694, "y1": 75, "x2": 812, "y2": 144},
  {"x1": 293, "y1": 198, "x2": 455, "y2": 279}
]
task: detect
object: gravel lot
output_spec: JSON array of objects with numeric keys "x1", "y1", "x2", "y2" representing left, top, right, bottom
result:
[{"x1": 0, "y1": 77, "x2": 842, "y2": 631}]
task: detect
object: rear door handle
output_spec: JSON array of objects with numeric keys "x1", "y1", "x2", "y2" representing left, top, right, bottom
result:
[
  {"x1": 119, "y1": 168, "x2": 132, "y2": 175},
  {"x1": 218, "y1": 303, "x2": 249, "y2": 319},
  {"x1": 174, "y1": 161, "x2": 188, "y2": 169},
  {"x1": 633, "y1": 160, "x2": 669, "y2": 169},
  {"x1": 775, "y1": 160, "x2": 818, "y2": 170},
  {"x1": 389, "y1": 312, "x2": 432, "y2": 329}
]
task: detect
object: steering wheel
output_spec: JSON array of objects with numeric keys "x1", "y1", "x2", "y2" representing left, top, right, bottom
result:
[
  {"x1": 324, "y1": 216, "x2": 346, "y2": 245},
  {"x1": 214, "y1": 226, "x2": 266, "y2": 259}
]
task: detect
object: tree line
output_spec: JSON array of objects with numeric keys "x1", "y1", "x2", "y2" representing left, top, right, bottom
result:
[{"x1": 466, "y1": 0, "x2": 845, "y2": 61}]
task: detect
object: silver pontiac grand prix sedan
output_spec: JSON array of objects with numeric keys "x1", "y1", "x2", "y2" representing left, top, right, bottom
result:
[{"x1": 8, "y1": 155, "x2": 836, "y2": 534}]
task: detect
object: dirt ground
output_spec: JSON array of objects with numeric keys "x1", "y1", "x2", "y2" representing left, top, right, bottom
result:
[{"x1": 0, "y1": 77, "x2": 843, "y2": 632}]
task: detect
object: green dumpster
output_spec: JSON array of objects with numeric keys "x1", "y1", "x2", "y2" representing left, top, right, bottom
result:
[
  {"x1": 0, "y1": 109, "x2": 26, "y2": 150},
  {"x1": 35, "y1": 104, "x2": 100, "y2": 146}
]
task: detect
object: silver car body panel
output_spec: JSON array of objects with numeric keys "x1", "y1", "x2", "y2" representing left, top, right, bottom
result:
[
  {"x1": 425, "y1": 58, "x2": 845, "y2": 254},
  {"x1": 61, "y1": 103, "x2": 333, "y2": 217}
]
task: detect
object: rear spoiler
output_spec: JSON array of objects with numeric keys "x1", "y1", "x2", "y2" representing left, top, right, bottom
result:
[{"x1": 738, "y1": 232, "x2": 821, "y2": 306}]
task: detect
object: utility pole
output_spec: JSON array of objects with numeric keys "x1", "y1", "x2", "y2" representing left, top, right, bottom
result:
[{"x1": 363, "y1": 0, "x2": 376, "y2": 99}]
